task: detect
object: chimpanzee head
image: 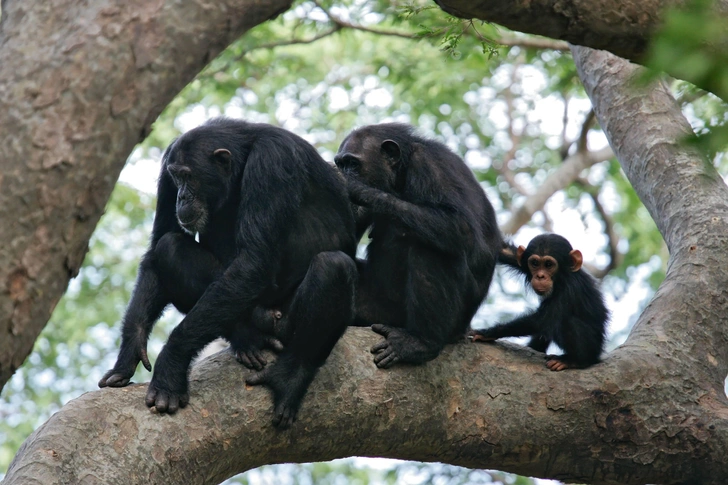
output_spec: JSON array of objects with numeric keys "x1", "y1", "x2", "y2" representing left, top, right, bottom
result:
[
  {"x1": 334, "y1": 123, "x2": 411, "y2": 193},
  {"x1": 163, "y1": 127, "x2": 235, "y2": 235},
  {"x1": 516, "y1": 234, "x2": 583, "y2": 297}
]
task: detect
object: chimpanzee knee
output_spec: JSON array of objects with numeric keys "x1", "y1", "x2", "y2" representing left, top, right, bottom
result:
[{"x1": 309, "y1": 250, "x2": 357, "y2": 290}]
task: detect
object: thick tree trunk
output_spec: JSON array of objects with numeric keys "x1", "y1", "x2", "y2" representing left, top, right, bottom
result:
[
  {"x1": 0, "y1": 0, "x2": 292, "y2": 392},
  {"x1": 435, "y1": 0, "x2": 728, "y2": 101}
]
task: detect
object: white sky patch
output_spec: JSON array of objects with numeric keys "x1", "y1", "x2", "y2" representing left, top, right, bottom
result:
[{"x1": 328, "y1": 85, "x2": 350, "y2": 111}]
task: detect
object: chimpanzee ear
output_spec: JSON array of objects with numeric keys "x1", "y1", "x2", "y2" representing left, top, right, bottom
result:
[
  {"x1": 516, "y1": 245, "x2": 526, "y2": 266},
  {"x1": 569, "y1": 249, "x2": 583, "y2": 272},
  {"x1": 381, "y1": 139, "x2": 401, "y2": 167},
  {"x1": 213, "y1": 148, "x2": 231, "y2": 161},
  {"x1": 213, "y1": 148, "x2": 232, "y2": 170}
]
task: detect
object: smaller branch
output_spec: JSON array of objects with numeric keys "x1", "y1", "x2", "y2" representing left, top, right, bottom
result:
[
  {"x1": 558, "y1": 96, "x2": 570, "y2": 159},
  {"x1": 576, "y1": 179, "x2": 622, "y2": 278},
  {"x1": 576, "y1": 109, "x2": 596, "y2": 154},
  {"x1": 501, "y1": 145, "x2": 614, "y2": 235},
  {"x1": 252, "y1": 25, "x2": 342, "y2": 50},
  {"x1": 497, "y1": 62, "x2": 527, "y2": 196},
  {"x1": 313, "y1": 1, "x2": 416, "y2": 39},
  {"x1": 496, "y1": 35, "x2": 570, "y2": 51}
]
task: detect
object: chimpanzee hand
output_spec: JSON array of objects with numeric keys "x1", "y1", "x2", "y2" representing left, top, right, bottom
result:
[
  {"x1": 467, "y1": 328, "x2": 497, "y2": 343},
  {"x1": 229, "y1": 324, "x2": 284, "y2": 371},
  {"x1": 98, "y1": 334, "x2": 152, "y2": 388},
  {"x1": 342, "y1": 172, "x2": 379, "y2": 207},
  {"x1": 145, "y1": 347, "x2": 189, "y2": 414}
]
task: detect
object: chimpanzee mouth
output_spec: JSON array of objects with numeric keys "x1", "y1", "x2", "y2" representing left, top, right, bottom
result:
[{"x1": 177, "y1": 216, "x2": 206, "y2": 235}]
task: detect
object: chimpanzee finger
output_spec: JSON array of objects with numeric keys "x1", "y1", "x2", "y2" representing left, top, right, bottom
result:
[
  {"x1": 274, "y1": 403, "x2": 296, "y2": 429},
  {"x1": 374, "y1": 349, "x2": 399, "y2": 368},
  {"x1": 546, "y1": 359, "x2": 568, "y2": 371},
  {"x1": 371, "y1": 340, "x2": 389, "y2": 354},
  {"x1": 246, "y1": 365, "x2": 274, "y2": 386},
  {"x1": 236, "y1": 350, "x2": 265, "y2": 370},
  {"x1": 145, "y1": 387, "x2": 159, "y2": 409},
  {"x1": 371, "y1": 324, "x2": 392, "y2": 337},
  {"x1": 141, "y1": 348, "x2": 152, "y2": 372},
  {"x1": 166, "y1": 394, "x2": 180, "y2": 414}
]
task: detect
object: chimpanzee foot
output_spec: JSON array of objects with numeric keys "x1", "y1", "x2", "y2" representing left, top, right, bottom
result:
[
  {"x1": 145, "y1": 353, "x2": 190, "y2": 414},
  {"x1": 246, "y1": 357, "x2": 316, "y2": 429},
  {"x1": 370, "y1": 324, "x2": 440, "y2": 368},
  {"x1": 98, "y1": 345, "x2": 151, "y2": 388},
  {"x1": 145, "y1": 384, "x2": 189, "y2": 414},
  {"x1": 545, "y1": 358, "x2": 571, "y2": 371},
  {"x1": 99, "y1": 369, "x2": 134, "y2": 388}
]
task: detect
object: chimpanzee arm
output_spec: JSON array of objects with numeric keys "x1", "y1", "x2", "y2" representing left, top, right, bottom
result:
[
  {"x1": 498, "y1": 241, "x2": 524, "y2": 272},
  {"x1": 353, "y1": 205, "x2": 373, "y2": 241},
  {"x1": 145, "y1": 137, "x2": 304, "y2": 412},
  {"x1": 471, "y1": 312, "x2": 541, "y2": 341},
  {"x1": 99, "y1": 168, "x2": 182, "y2": 387},
  {"x1": 345, "y1": 175, "x2": 466, "y2": 254}
]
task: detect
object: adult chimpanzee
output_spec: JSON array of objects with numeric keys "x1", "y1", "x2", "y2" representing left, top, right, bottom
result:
[
  {"x1": 334, "y1": 123, "x2": 502, "y2": 368},
  {"x1": 98, "y1": 118, "x2": 357, "y2": 428},
  {"x1": 470, "y1": 233, "x2": 609, "y2": 370}
]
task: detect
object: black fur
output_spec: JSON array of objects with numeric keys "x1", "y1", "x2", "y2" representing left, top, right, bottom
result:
[
  {"x1": 99, "y1": 118, "x2": 357, "y2": 428},
  {"x1": 334, "y1": 123, "x2": 502, "y2": 368},
  {"x1": 473, "y1": 233, "x2": 609, "y2": 370}
]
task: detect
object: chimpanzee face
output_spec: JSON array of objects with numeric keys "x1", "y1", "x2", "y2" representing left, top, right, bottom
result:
[
  {"x1": 334, "y1": 129, "x2": 402, "y2": 192},
  {"x1": 516, "y1": 235, "x2": 583, "y2": 298},
  {"x1": 165, "y1": 139, "x2": 232, "y2": 235}
]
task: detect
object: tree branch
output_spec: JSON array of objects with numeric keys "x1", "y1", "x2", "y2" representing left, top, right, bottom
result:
[{"x1": 5, "y1": 328, "x2": 728, "y2": 485}]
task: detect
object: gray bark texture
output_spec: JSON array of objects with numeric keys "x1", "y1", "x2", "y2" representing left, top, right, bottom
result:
[
  {"x1": 435, "y1": 0, "x2": 728, "y2": 102},
  {"x1": 0, "y1": 0, "x2": 292, "y2": 392},
  {"x1": 3, "y1": 2, "x2": 728, "y2": 485}
]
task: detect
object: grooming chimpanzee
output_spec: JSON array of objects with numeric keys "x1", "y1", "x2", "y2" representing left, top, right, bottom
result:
[
  {"x1": 98, "y1": 118, "x2": 357, "y2": 428},
  {"x1": 470, "y1": 234, "x2": 609, "y2": 371},
  {"x1": 334, "y1": 123, "x2": 502, "y2": 368}
]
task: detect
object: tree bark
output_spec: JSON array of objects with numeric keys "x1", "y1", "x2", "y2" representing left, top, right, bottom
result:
[
  {"x1": 0, "y1": 0, "x2": 292, "y2": 392},
  {"x1": 4, "y1": 325, "x2": 728, "y2": 485},
  {"x1": 435, "y1": 0, "x2": 728, "y2": 101}
]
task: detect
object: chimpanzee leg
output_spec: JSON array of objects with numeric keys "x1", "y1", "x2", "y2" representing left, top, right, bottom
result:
[
  {"x1": 246, "y1": 251, "x2": 356, "y2": 428},
  {"x1": 527, "y1": 335, "x2": 550, "y2": 353},
  {"x1": 352, "y1": 258, "x2": 405, "y2": 328},
  {"x1": 547, "y1": 317, "x2": 603, "y2": 371},
  {"x1": 99, "y1": 232, "x2": 219, "y2": 388},
  {"x1": 371, "y1": 247, "x2": 469, "y2": 368}
]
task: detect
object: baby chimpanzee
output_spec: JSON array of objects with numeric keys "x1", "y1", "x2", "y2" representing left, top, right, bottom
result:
[{"x1": 470, "y1": 233, "x2": 609, "y2": 371}]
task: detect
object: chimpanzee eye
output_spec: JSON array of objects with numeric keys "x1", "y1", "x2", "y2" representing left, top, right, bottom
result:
[{"x1": 545, "y1": 261, "x2": 553, "y2": 268}]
